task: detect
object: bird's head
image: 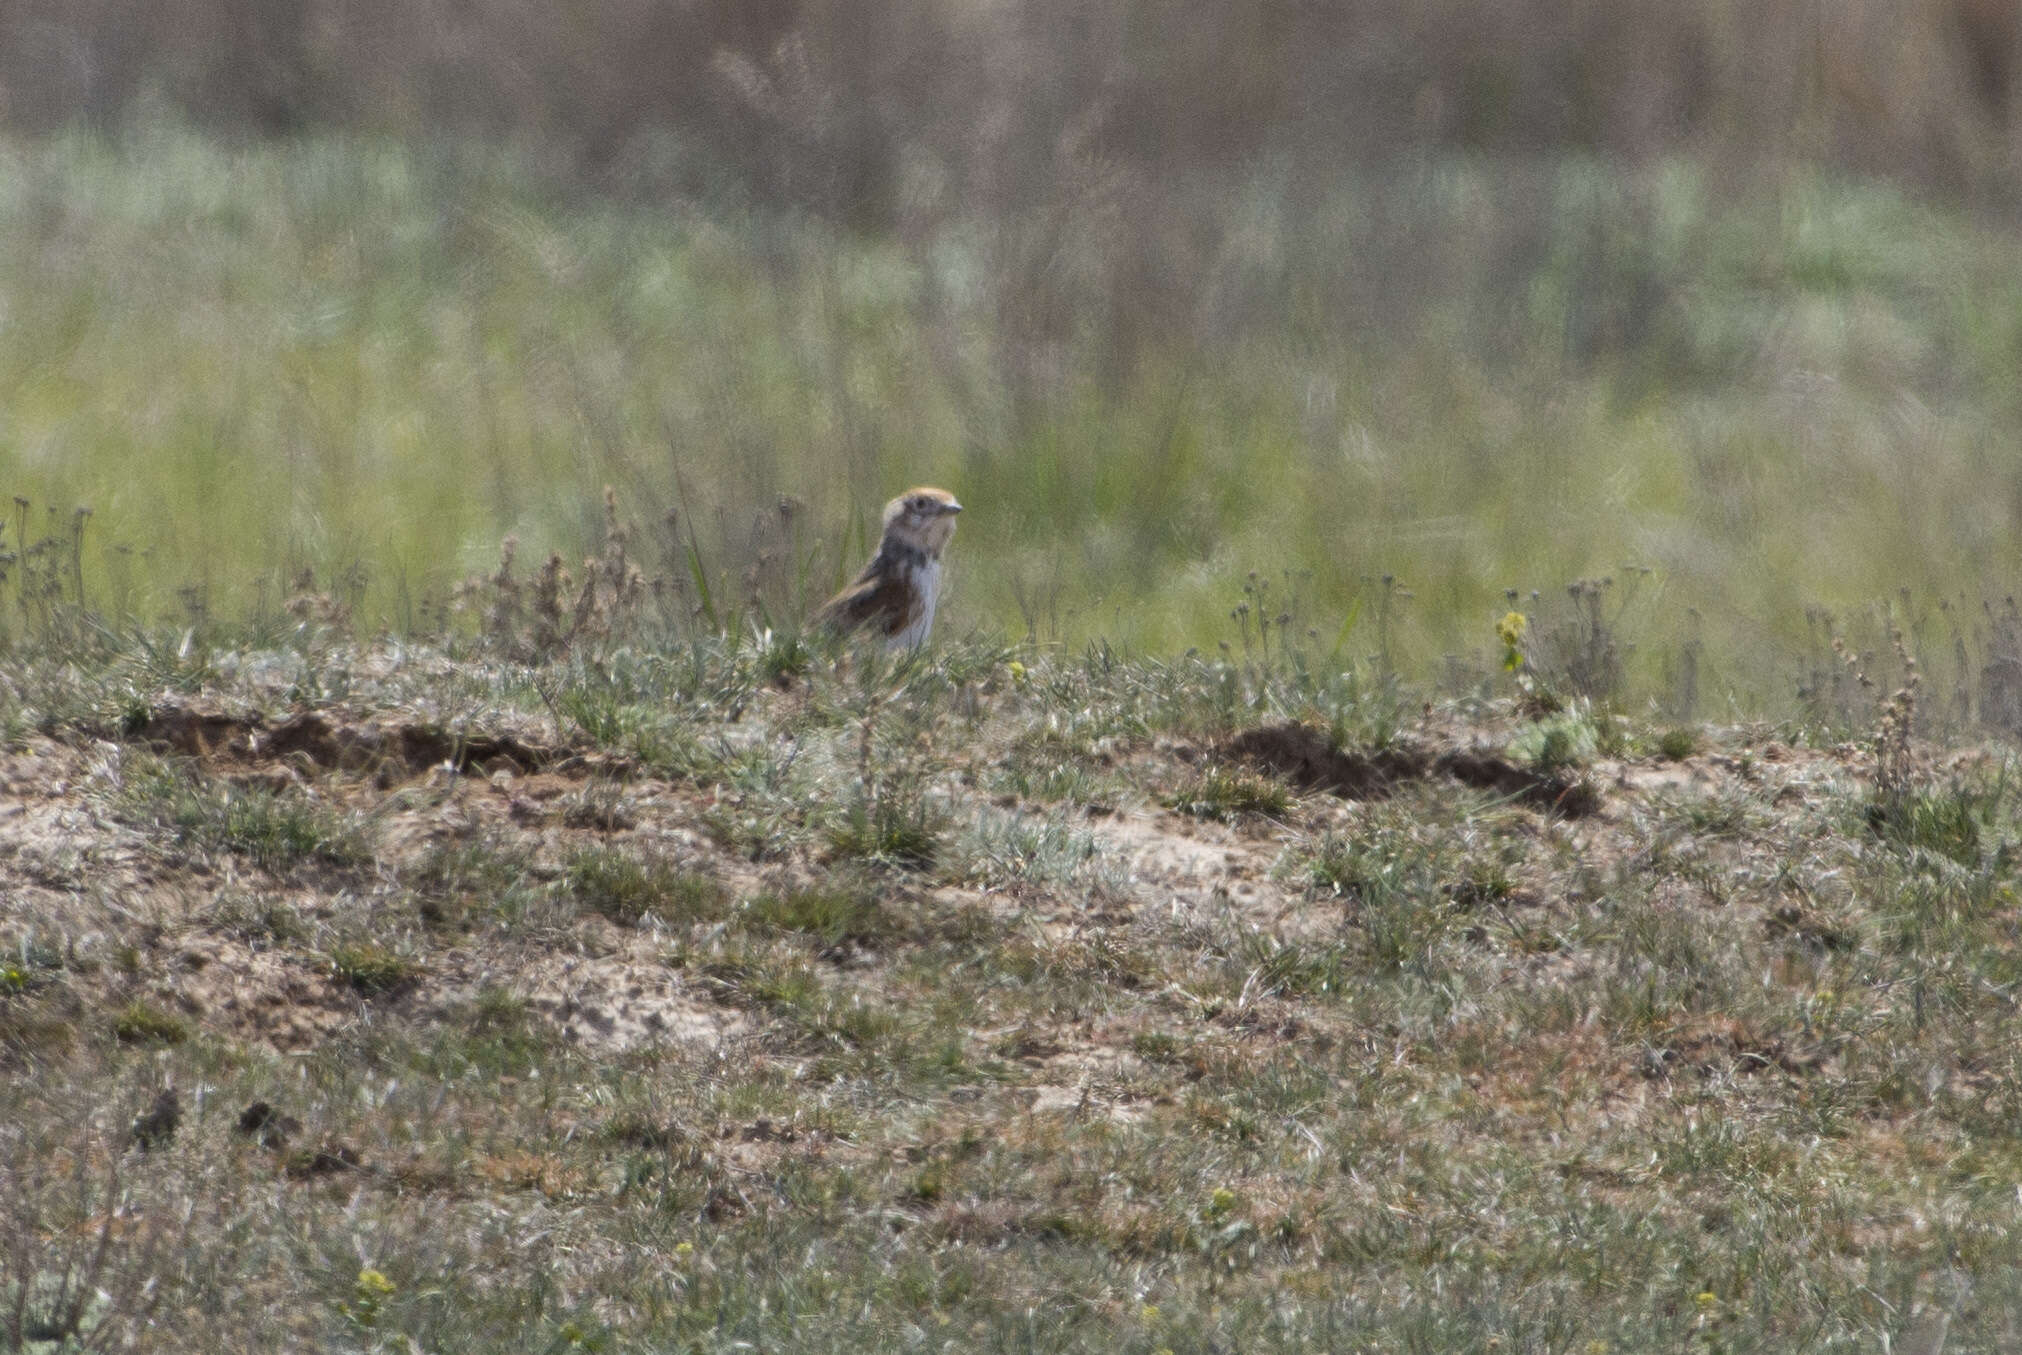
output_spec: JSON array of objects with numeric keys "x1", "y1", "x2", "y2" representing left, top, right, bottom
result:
[{"x1": 882, "y1": 486, "x2": 962, "y2": 555}]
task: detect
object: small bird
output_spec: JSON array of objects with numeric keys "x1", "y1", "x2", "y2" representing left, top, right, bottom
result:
[{"x1": 810, "y1": 486, "x2": 962, "y2": 649}]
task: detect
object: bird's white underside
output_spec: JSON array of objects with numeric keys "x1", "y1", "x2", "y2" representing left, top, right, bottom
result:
[{"x1": 890, "y1": 556, "x2": 941, "y2": 650}]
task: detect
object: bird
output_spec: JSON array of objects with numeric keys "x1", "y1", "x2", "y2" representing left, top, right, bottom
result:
[{"x1": 810, "y1": 486, "x2": 962, "y2": 649}]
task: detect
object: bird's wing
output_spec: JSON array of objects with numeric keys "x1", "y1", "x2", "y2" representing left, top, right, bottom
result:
[{"x1": 811, "y1": 567, "x2": 920, "y2": 638}]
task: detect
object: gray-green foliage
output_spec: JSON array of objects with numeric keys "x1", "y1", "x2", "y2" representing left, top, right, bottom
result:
[{"x1": 7, "y1": 133, "x2": 2022, "y2": 707}]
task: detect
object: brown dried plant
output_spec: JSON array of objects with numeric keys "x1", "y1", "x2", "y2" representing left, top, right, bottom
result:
[
  {"x1": 1873, "y1": 621, "x2": 1921, "y2": 804},
  {"x1": 456, "y1": 487, "x2": 655, "y2": 662}
]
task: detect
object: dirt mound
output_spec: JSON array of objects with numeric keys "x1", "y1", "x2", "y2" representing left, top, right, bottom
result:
[
  {"x1": 1224, "y1": 722, "x2": 1602, "y2": 816},
  {"x1": 135, "y1": 701, "x2": 558, "y2": 781}
]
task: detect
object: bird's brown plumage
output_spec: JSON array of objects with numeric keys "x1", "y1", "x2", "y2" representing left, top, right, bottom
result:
[
  {"x1": 811, "y1": 486, "x2": 961, "y2": 648},
  {"x1": 817, "y1": 563, "x2": 927, "y2": 639}
]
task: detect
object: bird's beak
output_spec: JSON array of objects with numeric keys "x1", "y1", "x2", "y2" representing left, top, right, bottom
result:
[{"x1": 943, "y1": 500, "x2": 963, "y2": 515}]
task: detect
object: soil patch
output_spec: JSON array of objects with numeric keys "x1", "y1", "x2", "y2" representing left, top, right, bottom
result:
[
  {"x1": 1225, "y1": 722, "x2": 1602, "y2": 816},
  {"x1": 135, "y1": 701, "x2": 561, "y2": 780}
]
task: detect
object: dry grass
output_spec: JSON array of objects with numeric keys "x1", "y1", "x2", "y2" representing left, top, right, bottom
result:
[
  {"x1": 2, "y1": 624, "x2": 2021, "y2": 1349},
  {"x1": 5, "y1": 18, "x2": 2022, "y2": 1338}
]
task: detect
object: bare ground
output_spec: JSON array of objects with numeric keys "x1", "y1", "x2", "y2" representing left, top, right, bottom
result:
[{"x1": 2, "y1": 645, "x2": 2014, "y2": 1351}]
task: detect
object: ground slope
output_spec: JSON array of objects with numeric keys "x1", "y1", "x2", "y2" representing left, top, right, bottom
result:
[{"x1": 2, "y1": 638, "x2": 2017, "y2": 1352}]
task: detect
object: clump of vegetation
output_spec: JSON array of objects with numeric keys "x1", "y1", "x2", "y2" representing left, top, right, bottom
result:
[
  {"x1": 329, "y1": 944, "x2": 422, "y2": 997},
  {"x1": 1871, "y1": 628, "x2": 1922, "y2": 806},
  {"x1": 740, "y1": 882, "x2": 897, "y2": 949},
  {"x1": 0, "y1": 942, "x2": 64, "y2": 997},
  {"x1": 1656, "y1": 726, "x2": 1700, "y2": 761},
  {"x1": 207, "y1": 891, "x2": 311, "y2": 948},
  {"x1": 1665, "y1": 788, "x2": 1760, "y2": 839},
  {"x1": 563, "y1": 848, "x2": 727, "y2": 927},
  {"x1": 1842, "y1": 619, "x2": 2001, "y2": 865},
  {"x1": 825, "y1": 675, "x2": 949, "y2": 868},
  {"x1": 111, "y1": 1001, "x2": 190, "y2": 1046},
  {"x1": 559, "y1": 782, "x2": 638, "y2": 831},
  {"x1": 404, "y1": 835, "x2": 545, "y2": 931},
  {"x1": 1534, "y1": 575, "x2": 1642, "y2": 703},
  {"x1": 458, "y1": 489, "x2": 653, "y2": 662},
  {"x1": 1869, "y1": 784, "x2": 1991, "y2": 864},
  {"x1": 418, "y1": 989, "x2": 556, "y2": 1080},
  {"x1": 1, "y1": 1142, "x2": 171, "y2": 1350},
  {"x1": 1165, "y1": 764, "x2": 1292, "y2": 820},
  {"x1": 1299, "y1": 821, "x2": 1447, "y2": 904},
  {"x1": 825, "y1": 787, "x2": 944, "y2": 867},
  {"x1": 1507, "y1": 706, "x2": 1601, "y2": 773},
  {"x1": 956, "y1": 809, "x2": 1105, "y2": 890},
  {"x1": 111, "y1": 756, "x2": 372, "y2": 874}
]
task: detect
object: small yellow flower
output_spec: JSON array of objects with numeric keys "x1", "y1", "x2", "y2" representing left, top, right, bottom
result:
[
  {"x1": 345, "y1": 1268, "x2": 397, "y2": 1330},
  {"x1": 1208, "y1": 1187, "x2": 1238, "y2": 1216},
  {"x1": 1695, "y1": 1291, "x2": 1718, "y2": 1309},
  {"x1": 674, "y1": 1241, "x2": 695, "y2": 1259},
  {"x1": 1497, "y1": 612, "x2": 1530, "y2": 673},
  {"x1": 1007, "y1": 660, "x2": 1027, "y2": 683},
  {"x1": 1140, "y1": 1304, "x2": 1161, "y2": 1324}
]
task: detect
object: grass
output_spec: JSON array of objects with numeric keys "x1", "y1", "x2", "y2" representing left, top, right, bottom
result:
[
  {"x1": 327, "y1": 943, "x2": 422, "y2": 996},
  {"x1": 1165, "y1": 764, "x2": 1294, "y2": 821},
  {"x1": 739, "y1": 882, "x2": 896, "y2": 949},
  {"x1": 5, "y1": 628, "x2": 2022, "y2": 1347},
  {"x1": 6, "y1": 131, "x2": 2022, "y2": 708},
  {"x1": 824, "y1": 788, "x2": 944, "y2": 867},
  {"x1": 1656, "y1": 726, "x2": 1701, "y2": 760},
  {"x1": 109, "y1": 753, "x2": 374, "y2": 873},
  {"x1": 403, "y1": 835, "x2": 548, "y2": 932},
  {"x1": 1865, "y1": 779, "x2": 2005, "y2": 866},
  {"x1": 9, "y1": 113, "x2": 2022, "y2": 1350},
  {"x1": 564, "y1": 847, "x2": 728, "y2": 927},
  {"x1": 109, "y1": 1000, "x2": 191, "y2": 1046}
]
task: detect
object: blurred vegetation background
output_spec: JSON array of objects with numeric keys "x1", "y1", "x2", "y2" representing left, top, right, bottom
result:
[{"x1": 4, "y1": 0, "x2": 2022, "y2": 709}]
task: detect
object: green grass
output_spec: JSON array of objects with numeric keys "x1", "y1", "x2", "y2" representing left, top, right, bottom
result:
[
  {"x1": 110, "y1": 753, "x2": 374, "y2": 873},
  {"x1": 824, "y1": 787, "x2": 945, "y2": 867},
  {"x1": 328, "y1": 943, "x2": 422, "y2": 996},
  {"x1": 12, "y1": 116, "x2": 2022, "y2": 1351},
  {"x1": 110, "y1": 1001, "x2": 191, "y2": 1046},
  {"x1": 1164, "y1": 764, "x2": 1293, "y2": 820},
  {"x1": 564, "y1": 847, "x2": 729, "y2": 927},
  {"x1": 738, "y1": 882, "x2": 896, "y2": 949},
  {"x1": 1866, "y1": 779, "x2": 2005, "y2": 865},
  {"x1": 1656, "y1": 725, "x2": 1701, "y2": 760},
  {"x1": 6, "y1": 632, "x2": 2022, "y2": 1348},
  {"x1": 5, "y1": 131, "x2": 2022, "y2": 708}
]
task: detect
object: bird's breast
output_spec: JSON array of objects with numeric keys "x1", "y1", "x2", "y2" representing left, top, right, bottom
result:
[{"x1": 889, "y1": 556, "x2": 941, "y2": 650}]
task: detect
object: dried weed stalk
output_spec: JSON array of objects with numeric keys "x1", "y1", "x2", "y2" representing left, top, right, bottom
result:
[
  {"x1": 457, "y1": 487, "x2": 651, "y2": 662},
  {"x1": 2, "y1": 1128, "x2": 172, "y2": 1350}
]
